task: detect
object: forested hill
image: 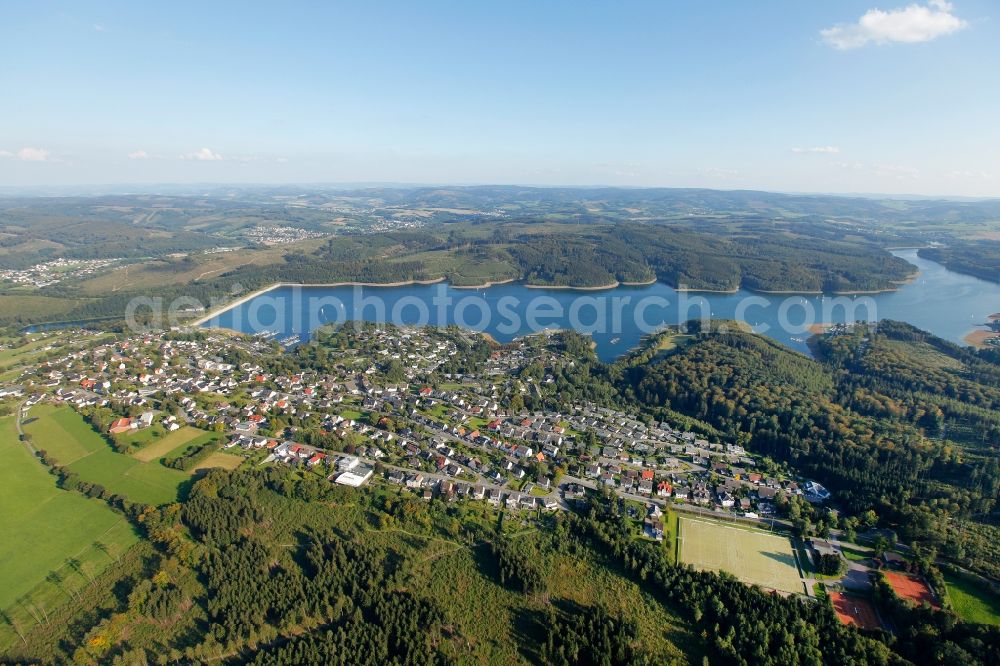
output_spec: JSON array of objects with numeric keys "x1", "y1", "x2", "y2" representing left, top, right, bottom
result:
[
  {"x1": 615, "y1": 322, "x2": 1000, "y2": 577},
  {"x1": 15, "y1": 219, "x2": 922, "y2": 329},
  {"x1": 919, "y1": 241, "x2": 1000, "y2": 285},
  {"x1": 182, "y1": 222, "x2": 916, "y2": 292},
  {"x1": 1, "y1": 188, "x2": 942, "y2": 327}
]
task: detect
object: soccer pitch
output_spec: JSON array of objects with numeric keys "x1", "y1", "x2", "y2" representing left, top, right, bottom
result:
[{"x1": 679, "y1": 517, "x2": 804, "y2": 594}]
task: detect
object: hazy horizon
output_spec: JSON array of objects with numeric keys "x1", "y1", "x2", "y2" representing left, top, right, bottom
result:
[{"x1": 0, "y1": 180, "x2": 997, "y2": 203}]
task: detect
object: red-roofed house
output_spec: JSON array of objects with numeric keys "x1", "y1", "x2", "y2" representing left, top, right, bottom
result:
[{"x1": 109, "y1": 417, "x2": 132, "y2": 435}]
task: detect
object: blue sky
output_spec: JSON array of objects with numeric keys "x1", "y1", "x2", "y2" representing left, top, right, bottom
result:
[{"x1": 1, "y1": 1, "x2": 997, "y2": 195}]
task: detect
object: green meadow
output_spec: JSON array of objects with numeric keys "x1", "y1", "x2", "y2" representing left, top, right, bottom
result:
[
  {"x1": 0, "y1": 416, "x2": 139, "y2": 616},
  {"x1": 945, "y1": 571, "x2": 1000, "y2": 626},
  {"x1": 131, "y1": 426, "x2": 220, "y2": 463},
  {"x1": 23, "y1": 404, "x2": 189, "y2": 506}
]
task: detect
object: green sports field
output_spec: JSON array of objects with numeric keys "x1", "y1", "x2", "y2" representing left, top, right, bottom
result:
[
  {"x1": 0, "y1": 416, "x2": 139, "y2": 612},
  {"x1": 679, "y1": 517, "x2": 804, "y2": 594},
  {"x1": 23, "y1": 404, "x2": 189, "y2": 506}
]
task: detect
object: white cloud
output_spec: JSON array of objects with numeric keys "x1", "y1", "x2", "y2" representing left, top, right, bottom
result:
[
  {"x1": 834, "y1": 161, "x2": 868, "y2": 172},
  {"x1": 93, "y1": 23, "x2": 105, "y2": 32},
  {"x1": 948, "y1": 169, "x2": 992, "y2": 180},
  {"x1": 821, "y1": 1, "x2": 967, "y2": 50},
  {"x1": 833, "y1": 161, "x2": 920, "y2": 179},
  {"x1": 275, "y1": 157, "x2": 289, "y2": 164},
  {"x1": 180, "y1": 147, "x2": 224, "y2": 161},
  {"x1": 10, "y1": 147, "x2": 50, "y2": 162},
  {"x1": 128, "y1": 150, "x2": 149, "y2": 160},
  {"x1": 701, "y1": 167, "x2": 739, "y2": 178},
  {"x1": 875, "y1": 163, "x2": 921, "y2": 178},
  {"x1": 792, "y1": 146, "x2": 840, "y2": 154}
]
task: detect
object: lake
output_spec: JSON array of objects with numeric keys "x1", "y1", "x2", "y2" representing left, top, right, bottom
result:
[{"x1": 202, "y1": 250, "x2": 1000, "y2": 361}]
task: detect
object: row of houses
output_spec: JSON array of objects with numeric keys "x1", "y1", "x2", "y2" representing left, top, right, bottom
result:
[{"x1": 385, "y1": 471, "x2": 559, "y2": 510}]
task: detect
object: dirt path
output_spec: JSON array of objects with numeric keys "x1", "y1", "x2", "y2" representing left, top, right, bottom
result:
[{"x1": 16, "y1": 401, "x2": 36, "y2": 455}]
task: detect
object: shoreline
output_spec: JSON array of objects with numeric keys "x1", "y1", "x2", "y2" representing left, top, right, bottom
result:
[
  {"x1": 621, "y1": 277, "x2": 659, "y2": 286},
  {"x1": 755, "y1": 288, "x2": 822, "y2": 295},
  {"x1": 964, "y1": 329, "x2": 1000, "y2": 348},
  {"x1": 190, "y1": 277, "x2": 448, "y2": 325},
  {"x1": 524, "y1": 281, "x2": 621, "y2": 291},
  {"x1": 192, "y1": 270, "x2": 918, "y2": 327},
  {"x1": 675, "y1": 285, "x2": 739, "y2": 294},
  {"x1": 452, "y1": 278, "x2": 517, "y2": 289},
  {"x1": 522, "y1": 276, "x2": 657, "y2": 290},
  {"x1": 832, "y1": 271, "x2": 922, "y2": 295}
]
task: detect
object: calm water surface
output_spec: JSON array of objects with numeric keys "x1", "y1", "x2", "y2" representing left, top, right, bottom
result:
[{"x1": 204, "y1": 250, "x2": 1000, "y2": 362}]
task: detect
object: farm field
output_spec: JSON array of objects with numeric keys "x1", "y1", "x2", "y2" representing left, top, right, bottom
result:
[
  {"x1": 115, "y1": 424, "x2": 163, "y2": 448},
  {"x1": 0, "y1": 332, "x2": 58, "y2": 369},
  {"x1": 131, "y1": 426, "x2": 214, "y2": 463},
  {"x1": 829, "y1": 591, "x2": 882, "y2": 630},
  {"x1": 160, "y1": 429, "x2": 225, "y2": 463},
  {"x1": 884, "y1": 571, "x2": 940, "y2": 609},
  {"x1": 23, "y1": 404, "x2": 189, "y2": 505},
  {"x1": 944, "y1": 572, "x2": 1000, "y2": 625},
  {"x1": 188, "y1": 451, "x2": 244, "y2": 472},
  {"x1": 678, "y1": 517, "x2": 804, "y2": 594},
  {"x1": 76, "y1": 237, "x2": 326, "y2": 296},
  {"x1": 0, "y1": 416, "x2": 139, "y2": 612}
]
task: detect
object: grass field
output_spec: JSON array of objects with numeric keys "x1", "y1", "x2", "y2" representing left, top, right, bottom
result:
[
  {"x1": 944, "y1": 572, "x2": 1000, "y2": 625},
  {"x1": 189, "y1": 451, "x2": 245, "y2": 472},
  {"x1": 23, "y1": 404, "x2": 189, "y2": 505},
  {"x1": 840, "y1": 544, "x2": 874, "y2": 563},
  {"x1": 339, "y1": 408, "x2": 365, "y2": 421},
  {"x1": 130, "y1": 426, "x2": 213, "y2": 463},
  {"x1": 678, "y1": 517, "x2": 804, "y2": 594},
  {"x1": 115, "y1": 424, "x2": 163, "y2": 448},
  {"x1": 0, "y1": 416, "x2": 139, "y2": 612},
  {"x1": 161, "y1": 430, "x2": 225, "y2": 462},
  {"x1": 0, "y1": 333, "x2": 59, "y2": 370}
]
